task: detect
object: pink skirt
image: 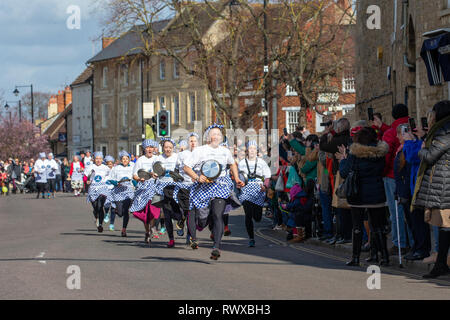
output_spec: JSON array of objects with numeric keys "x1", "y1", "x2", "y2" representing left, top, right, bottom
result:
[{"x1": 132, "y1": 201, "x2": 161, "y2": 223}]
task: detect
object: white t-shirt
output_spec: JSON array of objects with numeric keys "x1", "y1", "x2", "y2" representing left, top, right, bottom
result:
[
  {"x1": 34, "y1": 159, "x2": 47, "y2": 183},
  {"x1": 133, "y1": 155, "x2": 156, "y2": 176},
  {"x1": 184, "y1": 145, "x2": 234, "y2": 178},
  {"x1": 85, "y1": 164, "x2": 111, "y2": 184},
  {"x1": 109, "y1": 163, "x2": 134, "y2": 181},
  {"x1": 71, "y1": 162, "x2": 84, "y2": 181},
  {"x1": 155, "y1": 153, "x2": 178, "y2": 182},
  {"x1": 176, "y1": 149, "x2": 193, "y2": 184},
  {"x1": 83, "y1": 156, "x2": 93, "y2": 168},
  {"x1": 238, "y1": 157, "x2": 271, "y2": 183},
  {"x1": 46, "y1": 159, "x2": 58, "y2": 180}
]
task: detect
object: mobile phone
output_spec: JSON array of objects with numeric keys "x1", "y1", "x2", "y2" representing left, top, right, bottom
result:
[
  {"x1": 409, "y1": 118, "x2": 416, "y2": 131},
  {"x1": 421, "y1": 117, "x2": 428, "y2": 130},
  {"x1": 368, "y1": 107, "x2": 374, "y2": 121},
  {"x1": 401, "y1": 125, "x2": 409, "y2": 134}
]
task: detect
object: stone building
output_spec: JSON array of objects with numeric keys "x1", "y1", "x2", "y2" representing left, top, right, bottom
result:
[{"x1": 355, "y1": 0, "x2": 450, "y2": 124}]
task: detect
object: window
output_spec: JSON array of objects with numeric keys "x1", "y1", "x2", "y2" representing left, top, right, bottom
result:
[
  {"x1": 173, "y1": 95, "x2": 180, "y2": 124},
  {"x1": 286, "y1": 111, "x2": 299, "y2": 133},
  {"x1": 285, "y1": 85, "x2": 298, "y2": 96},
  {"x1": 190, "y1": 93, "x2": 196, "y2": 122},
  {"x1": 122, "y1": 64, "x2": 128, "y2": 86},
  {"x1": 342, "y1": 74, "x2": 355, "y2": 93},
  {"x1": 99, "y1": 144, "x2": 108, "y2": 157},
  {"x1": 160, "y1": 60, "x2": 165, "y2": 80},
  {"x1": 102, "y1": 67, "x2": 108, "y2": 88},
  {"x1": 216, "y1": 66, "x2": 221, "y2": 89},
  {"x1": 447, "y1": 0, "x2": 450, "y2": 9},
  {"x1": 173, "y1": 60, "x2": 180, "y2": 79},
  {"x1": 101, "y1": 104, "x2": 108, "y2": 128},
  {"x1": 122, "y1": 101, "x2": 128, "y2": 127},
  {"x1": 159, "y1": 96, "x2": 165, "y2": 109}
]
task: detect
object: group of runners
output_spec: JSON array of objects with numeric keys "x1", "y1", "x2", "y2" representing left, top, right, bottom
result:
[{"x1": 37, "y1": 124, "x2": 272, "y2": 260}]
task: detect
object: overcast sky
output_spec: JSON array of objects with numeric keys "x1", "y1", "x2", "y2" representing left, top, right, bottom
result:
[{"x1": 0, "y1": 0, "x2": 103, "y2": 105}]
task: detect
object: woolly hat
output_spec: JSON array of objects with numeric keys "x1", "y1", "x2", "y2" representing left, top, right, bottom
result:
[{"x1": 392, "y1": 104, "x2": 408, "y2": 120}]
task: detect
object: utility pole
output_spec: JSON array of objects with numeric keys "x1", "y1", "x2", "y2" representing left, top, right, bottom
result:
[{"x1": 263, "y1": 0, "x2": 269, "y2": 144}]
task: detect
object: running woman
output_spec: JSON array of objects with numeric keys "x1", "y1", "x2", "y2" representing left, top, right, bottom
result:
[
  {"x1": 174, "y1": 133, "x2": 199, "y2": 239},
  {"x1": 183, "y1": 124, "x2": 245, "y2": 259},
  {"x1": 34, "y1": 152, "x2": 48, "y2": 199},
  {"x1": 46, "y1": 153, "x2": 58, "y2": 198},
  {"x1": 104, "y1": 155, "x2": 116, "y2": 231},
  {"x1": 153, "y1": 138, "x2": 185, "y2": 248},
  {"x1": 69, "y1": 155, "x2": 85, "y2": 196},
  {"x1": 238, "y1": 140, "x2": 271, "y2": 247},
  {"x1": 130, "y1": 139, "x2": 160, "y2": 244},
  {"x1": 106, "y1": 150, "x2": 135, "y2": 237},
  {"x1": 85, "y1": 152, "x2": 111, "y2": 233}
]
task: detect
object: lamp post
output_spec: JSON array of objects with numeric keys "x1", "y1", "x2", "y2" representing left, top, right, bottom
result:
[
  {"x1": 4, "y1": 100, "x2": 22, "y2": 122},
  {"x1": 13, "y1": 84, "x2": 33, "y2": 124}
]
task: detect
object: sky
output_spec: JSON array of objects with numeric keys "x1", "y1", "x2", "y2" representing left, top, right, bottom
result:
[{"x1": 0, "y1": 0, "x2": 104, "y2": 107}]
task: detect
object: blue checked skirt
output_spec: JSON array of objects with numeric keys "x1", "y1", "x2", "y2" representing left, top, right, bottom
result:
[
  {"x1": 105, "y1": 181, "x2": 135, "y2": 208},
  {"x1": 87, "y1": 182, "x2": 111, "y2": 203},
  {"x1": 129, "y1": 179, "x2": 158, "y2": 213},
  {"x1": 238, "y1": 181, "x2": 266, "y2": 207},
  {"x1": 189, "y1": 175, "x2": 233, "y2": 210}
]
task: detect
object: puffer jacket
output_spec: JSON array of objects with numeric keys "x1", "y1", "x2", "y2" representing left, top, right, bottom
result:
[
  {"x1": 339, "y1": 141, "x2": 389, "y2": 206},
  {"x1": 414, "y1": 120, "x2": 450, "y2": 209}
]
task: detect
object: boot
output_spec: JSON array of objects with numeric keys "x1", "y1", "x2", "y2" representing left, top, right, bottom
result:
[
  {"x1": 424, "y1": 230, "x2": 450, "y2": 279},
  {"x1": 374, "y1": 230, "x2": 390, "y2": 266},
  {"x1": 365, "y1": 235, "x2": 379, "y2": 263},
  {"x1": 346, "y1": 229, "x2": 362, "y2": 266},
  {"x1": 288, "y1": 227, "x2": 305, "y2": 243}
]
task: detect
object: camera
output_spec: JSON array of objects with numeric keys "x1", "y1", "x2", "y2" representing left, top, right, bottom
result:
[{"x1": 320, "y1": 120, "x2": 332, "y2": 127}]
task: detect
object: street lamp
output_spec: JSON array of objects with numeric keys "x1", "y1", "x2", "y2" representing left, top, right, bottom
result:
[
  {"x1": 13, "y1": 84, "x2": 33, "y2": 124},
  {"x1": 4, "y1": 100, "x2": 22, "y2": 121}
]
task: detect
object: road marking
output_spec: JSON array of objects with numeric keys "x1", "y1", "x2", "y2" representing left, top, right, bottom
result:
[{"x1": 35, "y1": 251, "x2": 46, "y2": 264}]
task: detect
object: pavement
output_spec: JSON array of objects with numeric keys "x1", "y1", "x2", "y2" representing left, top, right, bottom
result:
[{"x1": 0, "y1": 193, "x2": 449, "y2": 300}]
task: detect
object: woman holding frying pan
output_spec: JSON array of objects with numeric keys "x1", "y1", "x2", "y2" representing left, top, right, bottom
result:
[
  {"x1": 183, "y1": 124, "x2": 245, "y2": 260},
  {"x1": 106, "y1": 150, "x2": 135, "y2": 237}
]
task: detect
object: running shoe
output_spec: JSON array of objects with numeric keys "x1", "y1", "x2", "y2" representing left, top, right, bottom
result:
[
  {"x1": 190, "y1": 239, "x2": 199, "y2": 250},
  {"x1": 210, "y1": 233, "x2": 214, "y2": 240},
  {"x1": 167, "y1": 240, "x2": 175, "y2": 248},
  {"x1": 177, "y1": 228, "x2": 184, "y2": 237},
  {"x1": 248, "y1": 239, "x2": 255, "y2": 247},
  {"x1": 159, "y1": 227, "x2": 167, "y2": 235},
  {"x1": 109, "y1": 224, "x2": 115, "y2": 231},
  {"x1": 104, "y1": 213, "x2": 110, "y2": 223},
  {"x1": 121, "y1": 229, "x2": 127, "y2": 237},
  {"x1": 224, "y1": 226, "x2": 231, "y2": 236},
  {"x1": 210, "y1": 248, "x2": 221, "y2": 260},
  {"x1": 144, "y1": 232, "x2": 151, "y2": 244},
  {"x1": 176, "y1": 219, "x2": 185, "y2": 230},
  {"x1": 152, "y1": 233, "x2": 160, "y2": 239},
  {"x1": 97, "y1": 225, "x2": 103, "y2": 233}
]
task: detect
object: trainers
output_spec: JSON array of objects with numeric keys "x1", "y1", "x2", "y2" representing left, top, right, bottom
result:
[
  {"x1": 176, "y1": 219, "x2": 185, "y2": 230},
  {"x1": 159, "y1": 227, "x2": 166, "y2": 235},
  {"x1": 248, "y1": 239, "x2": 255, "y2": 247},
  {"x1": 109, "y1": 224, "x2": 115, "y2": 231},
  {"x1": 210, "y1": 248, "x2": 221, "y2": 260},
  {"x1": 272, "y1": 225, "x2": 283, "y2": 231},
  {"x1": 97, "y1": 225, "x2": 103, "y2": 233},
  {"x1": 210, "y1": 233, "x2": 214, "y2": 240},
  {"x1": 190, "y1": 239, "x2": 199, "y2": 250},
  {"x1": 167, "y1": 240, "x2": 175, "y2": 248},
  {"x1": 224, "y1": 226, "x2": 231, "y2": 236}
]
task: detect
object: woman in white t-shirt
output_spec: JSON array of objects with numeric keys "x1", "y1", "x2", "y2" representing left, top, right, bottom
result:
[
  {"x1": 238, "y1": 140, "x2": 272, "y2": 247},
  {"x1": 183, "y1": 124, "x2": 245, "y2": 260},
  {"x1": 85, "y1": 151, "x2": 111, "y2": 233},
  {"x1": 106, "y1": 150, "x2": 135, "y2": 237},
  {"x1": 129, "y1": 139, "x2": 161, "y2": 244}
]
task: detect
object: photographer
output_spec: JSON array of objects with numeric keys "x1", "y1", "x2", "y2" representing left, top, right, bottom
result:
[
  {"x1": 371, "y1": 112, "x2": 391, "y2": 140},
  {"x1": 319, "y1": 118, "x2": 352, "y2": 244}
]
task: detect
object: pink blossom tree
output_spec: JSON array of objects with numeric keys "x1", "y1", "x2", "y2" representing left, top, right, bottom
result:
[{"x1": 0, "y1": 112, "x2": 50, "y2": 161}]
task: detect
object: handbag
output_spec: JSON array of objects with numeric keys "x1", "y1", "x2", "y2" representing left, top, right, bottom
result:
[
  {"x1": 275, "y1": 173, "x2": 285, "y2": 192},
  {"x1": 344, "y1": 158, "x2": 359, "y2": 203},
  {"x1": 332, "y1": 171, "x2": 350, "y2": 209}
]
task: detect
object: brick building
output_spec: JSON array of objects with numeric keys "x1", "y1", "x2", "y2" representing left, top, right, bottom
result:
[{"x1": 355, "y1": 0, "x2": 450, "y2": 124}]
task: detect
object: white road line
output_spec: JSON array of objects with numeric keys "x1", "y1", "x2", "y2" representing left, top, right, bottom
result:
[{"x1": 35, "y1": 251, "x2": 46, "y2": 264}]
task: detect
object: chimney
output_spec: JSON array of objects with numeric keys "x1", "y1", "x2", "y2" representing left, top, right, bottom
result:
[{"x1": 102, "y1": 37, "x2": 117, "y2": 49}]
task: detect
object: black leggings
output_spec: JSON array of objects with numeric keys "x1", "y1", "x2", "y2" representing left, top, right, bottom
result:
[
  {"x1": 243, "y1": 201, "x2": 263, "y2": 239},
  {"x1": 36, "y1": 182, "x2": 47, "y2": 195},
  {"x1": 351, "y1": 207, "x2": 386, "y2": 234},
  {"x1": 188, "y1": 198, "x2": 227, "y2": 248},
  {"x1": 47, "y1": 179, "x2": 56, "y2": 193},
  {"x1": 115, "y1": 198, "x2": 132, "y2": 229},
  {"x1": 91, "y1": 195, "x2": 106, "y2": 225}
]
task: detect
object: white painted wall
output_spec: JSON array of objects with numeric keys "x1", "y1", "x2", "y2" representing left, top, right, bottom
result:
[{"x1": 71, "y1": 83, "x2": 93, "y2": 156}]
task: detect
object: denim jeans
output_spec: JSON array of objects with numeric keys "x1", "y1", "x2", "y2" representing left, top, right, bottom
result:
[
  {"x1": 319, "y1": 190, "x2": 333, "y2": 237},
  {"x1": 432, "y1": 226, "x2": 440, "y2": 252},
  {"x1": 383, "y1": 177, "x2": 414, "y2": 248}
]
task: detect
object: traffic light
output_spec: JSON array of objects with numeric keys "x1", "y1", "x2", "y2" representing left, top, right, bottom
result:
[{"x1": 157, "y1": 110, "x2": 170, "y2": 137}]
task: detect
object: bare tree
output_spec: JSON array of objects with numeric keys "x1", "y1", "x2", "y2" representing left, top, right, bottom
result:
[{"x1": 20, "y1": 91, "x2": 52, "y2": 121}]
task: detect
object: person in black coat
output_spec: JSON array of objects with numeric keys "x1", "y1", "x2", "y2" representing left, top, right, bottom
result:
[{"x1": 336, "y1": 127, "x2": 389, "y2": 266}]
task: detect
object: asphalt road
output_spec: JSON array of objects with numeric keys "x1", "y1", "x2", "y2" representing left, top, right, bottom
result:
[{"x1": 0, "y1": 193, "x2": 449, "y2": 300}]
